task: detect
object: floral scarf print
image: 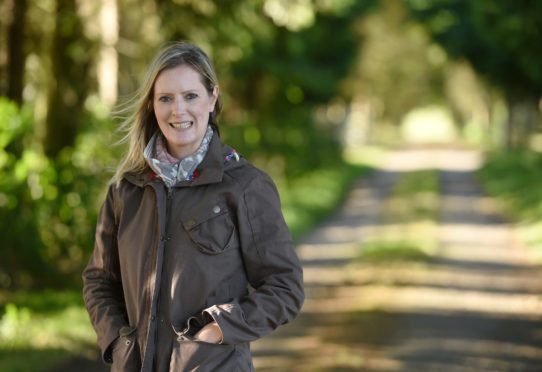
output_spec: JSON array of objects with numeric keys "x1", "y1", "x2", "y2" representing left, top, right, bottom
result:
[{"x1": 143, "y1": 125, "x2": 214, "y2": 187}]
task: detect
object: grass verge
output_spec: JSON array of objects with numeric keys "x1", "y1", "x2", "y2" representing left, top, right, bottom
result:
[
  {"x1": 360, "y1": 241, "x2": 431, "y2": 263},
  {"x1": 0, "y1": 290, "x2": 98, "y2": 372},
  {"x1": 279, "y1": 162, "x2": 371, "y2": 240},
  {"x1": 478, "y1": 150, "x2": 542, "y2": 262}
]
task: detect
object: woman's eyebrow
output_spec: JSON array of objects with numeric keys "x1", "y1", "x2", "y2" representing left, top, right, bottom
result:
[{"x1": 154, "y1": 89, "x2": 199, "y2": 95}]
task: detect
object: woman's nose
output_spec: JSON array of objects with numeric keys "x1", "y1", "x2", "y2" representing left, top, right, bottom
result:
[{"x1": 172, "y1": 97, "x2": 186, "y2": 116}]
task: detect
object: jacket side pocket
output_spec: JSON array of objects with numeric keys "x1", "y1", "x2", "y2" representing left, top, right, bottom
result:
[
  {"x1": 170, "y1": 339, "x2": 246, "y2": 372},
  {"x1": 111, "y1": 326, "x2": 140, "y2": 372}
]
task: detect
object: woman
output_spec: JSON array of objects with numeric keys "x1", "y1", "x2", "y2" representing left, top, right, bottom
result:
[{"x1": 82, "y1": 42, "x2": 304, "y2": 372}]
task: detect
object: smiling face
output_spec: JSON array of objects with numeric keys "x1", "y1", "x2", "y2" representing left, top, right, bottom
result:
[{"x1": 153, "y1": 65, "x2": 218, "y2": 159}]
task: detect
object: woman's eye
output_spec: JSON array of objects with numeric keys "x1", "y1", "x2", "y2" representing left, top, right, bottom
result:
[
  {"x1": 158, "y1": 96, "x2": 172, "y2": 103},
  {"x1": 186, "y1": 93, "x2": 198, "y2": 100}
]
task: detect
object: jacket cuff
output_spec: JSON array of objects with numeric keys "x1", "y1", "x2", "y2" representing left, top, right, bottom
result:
[
  {"x1": 98, "y1": 327, "x2": 122, "y2": 364},
  {"x1": 203, "y1": 303, "x2": 260, "y2": 345}
]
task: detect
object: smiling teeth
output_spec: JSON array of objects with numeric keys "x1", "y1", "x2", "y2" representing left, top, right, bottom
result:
[{"x1": 171, "y1": 121, "x2": 192, "y2": 129}]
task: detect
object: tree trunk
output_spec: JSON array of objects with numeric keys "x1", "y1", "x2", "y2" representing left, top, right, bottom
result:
[
  {"x1": 7, "y1": 0, "x2": 28, "y2": 105},
  {"x1": 97, "y1": 0, "x2": 119, "y2": 106},
  {"x1": 505, "y1": 95, "x2": 540, "y2": 149},
  {"x1": 504, "y1": 97, "x2": 514, "y2": 149},
  {"x1": 44, "y1": 0, "x2": 92, "y2": 157}
]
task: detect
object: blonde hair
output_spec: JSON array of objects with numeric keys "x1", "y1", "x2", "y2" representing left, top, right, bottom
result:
[{"x1": 112, "y1": 41, "x2": 221, "y2": 185}]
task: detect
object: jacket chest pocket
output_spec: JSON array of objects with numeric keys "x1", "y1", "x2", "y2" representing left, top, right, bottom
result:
[{"x1": 182, "y1": 202, "x2": 237, "y2": 255}]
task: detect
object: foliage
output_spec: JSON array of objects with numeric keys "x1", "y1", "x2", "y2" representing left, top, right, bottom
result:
[
  {"x1": 279, "y1": 163, "x2": 370, "y2": 239},
  {"x1": 0, "y1": 98, "x2": 46, "y2": 288},
  {"x1": 153, "y1": 0, "x2": 377, "y2": 177},
  {"x1": 405, "y1": 0, "x2": 542, "y2": 148},
  {"x1": 479, "y1": 151, "x2": 542, "y2": 221},
  {"x1": 0, "y1": 96, "x2": 369, "y2": 289},
  {"x1": 0, "y1": 98, "x2": 117, "y2": 289},
  {"x1": 478, "y1": 150, "x2": 542, "y2": 260},
  {"x1": 352, "y1": 0, "x2": 448, "y2": 130},
  {"x1": 405, "y1": 0, "x2": 542, "y2": 98},
  {"x1": 0, "y1": 0, "x2": 381, "y2": 289}
]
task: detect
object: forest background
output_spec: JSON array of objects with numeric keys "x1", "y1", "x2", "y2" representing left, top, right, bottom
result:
[{"x1": 0, "y1": 0, "x2": 541, "y2": 370}]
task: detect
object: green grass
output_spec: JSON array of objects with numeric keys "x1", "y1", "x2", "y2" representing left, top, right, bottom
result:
[
  {"x1": 478, "y1": 150, "x2": 542, "y2": 221},
  {"x1": 279, "y1": 163, "x2": 371, "y2": 240},
  {"x1": 0, "y1": 290, "x2": 98, "y2": 372},
  {"x1": 478, "y1": 150, "x2": 542, "y2": 261},
  {"x1": 359, "y1": 241, "x2": 431, "y2": 263},
  {"x1": 388, "y1": 169, "x2": 440, "y2": 221},
  {"x1": 0, "y1": 348, "x2": 69, "y2": 372},
  {"x1": 359, "y1": 169, "x2": 440, "y2": 263}
]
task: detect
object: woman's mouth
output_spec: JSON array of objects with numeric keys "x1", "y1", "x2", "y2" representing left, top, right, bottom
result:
[{"x1": 170, "y1": 121, "x2": 193, "y2": 129}]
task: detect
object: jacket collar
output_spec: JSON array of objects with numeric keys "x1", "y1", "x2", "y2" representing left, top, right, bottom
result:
[
  {"x1": 190, "y1": 131, "x2": 224, "y2": 186},
  {"x1": 125, "y1": 132, "x2": 226, "y2": 188}
]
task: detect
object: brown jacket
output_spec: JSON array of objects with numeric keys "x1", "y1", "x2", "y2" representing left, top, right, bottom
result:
[{"x1": 82, "y1": 133, "x2": 304, "y2": 371}]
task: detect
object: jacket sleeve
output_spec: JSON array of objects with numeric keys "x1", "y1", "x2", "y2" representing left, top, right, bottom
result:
[
  {"x1": 203, "y1": 171, "x2": 304, "y2": 344},
  {"x1": 82, "y1": 184, "x2": 128, "y2": 363}
]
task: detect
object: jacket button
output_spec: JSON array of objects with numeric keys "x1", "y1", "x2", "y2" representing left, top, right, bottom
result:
[
  {"x1": 186, "y1": 218, "x2": 196, "y2": 227},
  {"x1": 212, "y1": 205, "x2": 221, "y2": 214}
]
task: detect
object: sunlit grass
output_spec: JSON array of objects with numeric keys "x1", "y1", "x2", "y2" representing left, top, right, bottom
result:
[
  {"x1": 359, "y1": 240, "x2": 431, "y2": 263},
  {"x1": 0, "y1": 290, "x2": 97, "y2": 372},
  {"x1": 478, "y1": 150, "x2": 542, "y2": 262},
  {"x1": 391, "y1": 169, "x2": 438, "y2": 209},
  {"x1": 518, "y1": 221, "x2": 542, "y2": 262},
  {"x1": 279, "y1": 163, "x2": 370, "y2": 239},
  {"x1": 342, "y1": 145, "x2": 387, "y2": 168}
]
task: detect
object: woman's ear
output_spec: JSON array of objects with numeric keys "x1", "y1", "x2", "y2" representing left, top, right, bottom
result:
[{"x1": 210, "y1": 85, "x2": 219, "y2": 111}]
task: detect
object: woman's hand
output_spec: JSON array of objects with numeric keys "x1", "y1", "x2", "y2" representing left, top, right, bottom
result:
[{"x1": 194, "y1": 321, "x2": 223, "y2": 344}]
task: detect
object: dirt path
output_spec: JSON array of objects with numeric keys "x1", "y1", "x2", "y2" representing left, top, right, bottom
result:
[{"x1": 252, "y1": 147, "x2": 542, "y2": 371}]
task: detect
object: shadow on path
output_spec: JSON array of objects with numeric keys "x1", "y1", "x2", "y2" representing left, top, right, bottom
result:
[{"x1": 252, "y1": 148, "x2": 542, "y2": 372}]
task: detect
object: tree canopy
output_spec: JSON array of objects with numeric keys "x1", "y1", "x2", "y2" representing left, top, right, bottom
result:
[
  {"x1": 406, "y1": 0, "x2": 542, "y2": 147},
  {"x1": 0, "y1": 0, "x2": 376, "y2": 289}
]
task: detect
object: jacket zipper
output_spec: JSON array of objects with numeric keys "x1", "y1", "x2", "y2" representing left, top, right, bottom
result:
[
  {"x1": 144, "y1": 184, "x2": 175, "y2": 371},
  {"x1": 157, "y1": 185, "x2": 175, "y2": 304},
  {"x1": 166, "y1": 186, "x2": 174, "y2": 231}
]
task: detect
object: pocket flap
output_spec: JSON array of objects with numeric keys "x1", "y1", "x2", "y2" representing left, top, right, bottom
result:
[
  {"x1": 182, "y1": 201, "x2": 229, "y2": 230},
  {"x1": 181, "y1": 202, "x2": 237, "y2": 254}
]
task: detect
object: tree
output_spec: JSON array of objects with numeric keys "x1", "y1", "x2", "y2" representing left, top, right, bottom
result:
[
  {"x1": 7, "y1": 0, "x2": 28, "y2": 105},
  {"x1": 44, "y1": 0, "x2": 93, "y2": 157},
  {"x1": 350, "y1": 0, "x2": 448, "y2": 141},
  {"x1": 406, "y1": 0, "x2": 542, "y2": 148},
  {"x1": 150, "y1": 0, "x2": 376, "y2": 175}
]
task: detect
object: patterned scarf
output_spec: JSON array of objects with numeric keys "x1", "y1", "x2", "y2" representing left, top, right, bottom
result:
[{"x1": 143, "y1": 126, "x2": 214, "y2": 187}]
